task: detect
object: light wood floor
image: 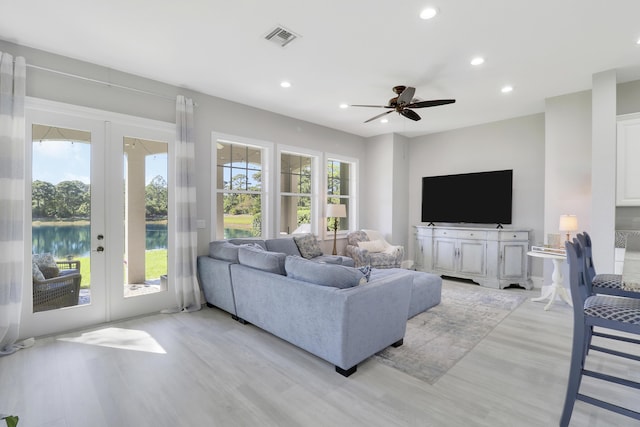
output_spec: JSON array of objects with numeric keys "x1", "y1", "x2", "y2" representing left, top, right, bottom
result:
[{"x1": 2, "y1": 280, "x2": 640, "y2": 426}]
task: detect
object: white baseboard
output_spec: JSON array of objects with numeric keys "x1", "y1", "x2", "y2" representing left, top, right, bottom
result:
[{"x1": 530, "y1": 276, "x2": 544, "y2": 289}]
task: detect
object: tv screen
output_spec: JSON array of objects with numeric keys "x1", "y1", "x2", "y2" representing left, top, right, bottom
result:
[{"x1": 421, "y1": 169, "x2": 513, "y2": 225}]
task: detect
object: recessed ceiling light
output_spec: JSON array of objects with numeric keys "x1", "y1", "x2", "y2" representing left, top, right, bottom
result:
[
  {"x1": 280, "y1": 81, "x2": 291, "y2": 88},
  {"x1": 636, "y1": 37, "x2": 640, "y2": 45},
  {"x1": 501, "y1": 85, "x2": 514, "y2": 93},
  {"x1": 470, "y1": 57, "x2": 485, "y2": 66},
  {"x1": 380, "y1": 118, "x2": 389, "y2": 123},
  {"x1": 339, "y1": 103, "x2": 349, "y2": 109},
  {"x1": 420, "y1": 7, "x2": 438, "y2": 20}
]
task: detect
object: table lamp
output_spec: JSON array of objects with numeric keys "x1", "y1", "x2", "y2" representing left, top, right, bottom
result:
[
  {"x1": 327, "y1": 204, "x2": 347, "y2": 255},
  {"x1": 559, "y1": 214, "x2": 578, "y2": 242}
]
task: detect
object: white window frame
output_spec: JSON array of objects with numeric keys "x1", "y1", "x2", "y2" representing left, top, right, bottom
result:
[
  {"x1": 324, "y1": 153, "x2": 358, "y2": 241},
  {"x1": 276, "y1": 145, "x2": 321, "y2": 237},
  {"x1": 211, "y1": 132, "x2": 273, "y2": 240}
]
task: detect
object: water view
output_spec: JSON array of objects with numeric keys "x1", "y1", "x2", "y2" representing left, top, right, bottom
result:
[{"x1": 32, "y1": 223, "x2": 168, "y2": 258}]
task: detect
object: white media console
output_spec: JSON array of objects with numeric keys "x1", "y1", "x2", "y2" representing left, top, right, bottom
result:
[{"x1": 413, "y1": 225, "x2": 532, "y2": 289}]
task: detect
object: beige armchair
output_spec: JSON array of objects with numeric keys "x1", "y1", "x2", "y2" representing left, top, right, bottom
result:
[{"x1": 345, "y1": 229, "x2": 404, "y2": 269}]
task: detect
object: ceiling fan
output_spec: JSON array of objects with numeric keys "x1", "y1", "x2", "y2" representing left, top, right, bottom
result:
[{"x1": 352, "y1": 85, "x2": 455, "y2": 123}]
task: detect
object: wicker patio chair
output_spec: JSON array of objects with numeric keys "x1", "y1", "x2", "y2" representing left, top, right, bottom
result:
[{"x1": 33, "y1": 260, "x2": 81, "y2": 312}]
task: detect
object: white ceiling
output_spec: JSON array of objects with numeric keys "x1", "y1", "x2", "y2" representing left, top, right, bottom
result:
[{"x1": 3, "y1": 0, "x2": 640, "y2": 138}]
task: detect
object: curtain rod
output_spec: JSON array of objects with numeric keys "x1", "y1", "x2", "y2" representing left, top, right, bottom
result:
[{"x1": 26, "y1": 63, "x2": 179, "y2": 102}]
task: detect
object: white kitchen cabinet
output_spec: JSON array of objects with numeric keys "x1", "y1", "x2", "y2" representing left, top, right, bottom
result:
[{"x1": 617, "y1": 115, "x2": 640, "y2": 206}]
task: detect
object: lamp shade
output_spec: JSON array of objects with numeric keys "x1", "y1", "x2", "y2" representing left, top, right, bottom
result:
[
  {"x1": 326, "y1": 204, "x2": 347, "y2": 218},
  {"x1": 559, "y1": 214, "x2": 578, "y2": 232}
]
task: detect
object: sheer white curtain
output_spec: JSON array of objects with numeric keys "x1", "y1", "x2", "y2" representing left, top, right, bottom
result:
[
  {"x1": 164, "y1": 95, "x2": 201, "y2": 312},
  {"x1": 0, "y1": 52, "x2": 30, "y2": 355}
]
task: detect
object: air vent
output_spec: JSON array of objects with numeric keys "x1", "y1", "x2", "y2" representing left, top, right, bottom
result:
[{"x1": 265, "y1": 25, "x2": 299, "y2": 47}]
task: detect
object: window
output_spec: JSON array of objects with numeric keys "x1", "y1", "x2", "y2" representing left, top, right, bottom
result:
[
  {"x1": 214, "y1": 140, "x2": 264, "y2": 238},
  {"x1": 279, "y1": 151, "x2": 315, "y2": 235},
  {"x1": 326, "y1": 157, "x2": 356, "y2": 236}
]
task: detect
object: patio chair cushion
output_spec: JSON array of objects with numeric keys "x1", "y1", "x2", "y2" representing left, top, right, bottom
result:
[
  {"x1": 33, "y1": 253, "x2": 59, "y2": 279},
  {"x1": 32, "y1": 261, "x2": 45, "y2": 281}
]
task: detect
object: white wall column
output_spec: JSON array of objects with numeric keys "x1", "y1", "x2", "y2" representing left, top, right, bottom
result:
[{"x1": 591, "y1": 70, "x2": 617, "y2": 272}]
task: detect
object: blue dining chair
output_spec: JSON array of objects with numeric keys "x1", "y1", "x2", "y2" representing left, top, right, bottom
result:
[
  {"x1": 576, "y1": 232, "x2": 631, "y2": 297},
  {"x1": 561, "y1": 239, "x2": 640, "y2": 426}
]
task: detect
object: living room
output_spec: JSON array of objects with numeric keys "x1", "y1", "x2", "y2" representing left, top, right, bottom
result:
[{"x1": 3, "y1": 1, "x2": 640, "y2": 425}]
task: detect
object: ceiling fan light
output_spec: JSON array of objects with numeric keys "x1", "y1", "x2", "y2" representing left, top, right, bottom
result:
[
  {"x1": 420, "y1": 7, "x2": 438, "y2": 20},
  {"x1": 380, "y1": 118, "x2": 389, "y2": 123}
]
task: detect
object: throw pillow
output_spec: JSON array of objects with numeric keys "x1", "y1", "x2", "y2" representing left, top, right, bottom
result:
[
  {"x1": 293, "y1": 234, "x2": 323, "y2": 259},
  {"x1": 32, "y1": 261, "x2": 45, "y2": 282},
  {"x1": 33, "y1": 253, "x2": 59, "y2": 279},
  {"x1": 357, "y1": 239, "x2": 386, "y2": 253},
  {"x1": 285, "y1": 256, "x2": 364, "y2": 289},
  {"x1": 358, "y1": 265, "x2": 372, "y2": 283}
]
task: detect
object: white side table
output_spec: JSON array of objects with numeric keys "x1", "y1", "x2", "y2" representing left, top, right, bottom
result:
[{"x1": 527, "y1": 251, "x2": 573, "y2": 311}]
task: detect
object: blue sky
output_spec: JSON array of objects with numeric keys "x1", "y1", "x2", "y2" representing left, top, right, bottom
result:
[{"x1": 33, "y1": 140, "x2": 167, "y2": 185}]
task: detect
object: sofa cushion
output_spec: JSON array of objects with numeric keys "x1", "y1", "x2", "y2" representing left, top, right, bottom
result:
[
  {"x1": 209, "y1": 241, "x2": 241, "y2": 263},
  {"x1": 285, "y1": 256, "x2": 364, "y2": 289},
  {"x1": 238, "y1": 245, "x2": 287, "y2": 275},
  {"x1": 33, "y1": 253, "x2": 59, "y2": 279},
  {"x1": 265, "y1": 238, "x2": 301, "y2": 256},
  {"x1": 293, "y1": 234, "x2": 323, "y2": 259},
  {"x1": 311, "y1": 255, "x2": 343, "y2": 264}
]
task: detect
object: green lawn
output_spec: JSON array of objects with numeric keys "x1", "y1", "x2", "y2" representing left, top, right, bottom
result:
[
  {"x1": 74, "y1": 249, "x2": 167, "y2": 288},
  {"x1": 225, "y1": 214, "x2": 253, "y2": 229}
]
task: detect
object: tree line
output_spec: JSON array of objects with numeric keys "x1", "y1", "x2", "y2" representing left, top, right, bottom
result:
[{"x1": 32, "y1": 175, "x2": 168, "y2": 220}]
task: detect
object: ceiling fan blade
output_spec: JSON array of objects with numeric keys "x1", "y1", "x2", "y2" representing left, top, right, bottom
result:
[
  {"x1": 406, "y1": 99, "x2": 456, "y2": 109},
  {"x1": 400, "y1": 109, "x2": 421, "y2": 121},
  {"x1": 364, "y1": 110, "x2": 394, "y2": 123},
  {"x1": 396, "y1": 86, "x2": 416, "y2": 106},
  {"x1": 351, "y1": 104, "x2": 394, "y2": 108}
]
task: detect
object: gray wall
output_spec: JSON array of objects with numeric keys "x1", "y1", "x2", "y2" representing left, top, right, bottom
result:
[
  {"x1": 407, "y1": 114, "x2": 546, "y2": 277},
  {"x1": 0, "y1": 40, "x2": 367, "y2": 255}
]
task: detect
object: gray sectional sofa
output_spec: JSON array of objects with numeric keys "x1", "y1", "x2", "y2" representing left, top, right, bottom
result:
[{"x1": 196, "y1": 236, "x2": 442, "y2": 376}]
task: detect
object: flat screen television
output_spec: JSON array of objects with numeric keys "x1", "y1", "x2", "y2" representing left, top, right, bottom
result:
[{"x1": 421, "y1": 169, "x2": 513, "y2": 225}]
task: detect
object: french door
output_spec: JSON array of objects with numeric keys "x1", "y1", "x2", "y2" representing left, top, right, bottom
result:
[{"x1": 22, "y1": 99, "x2": 175, "y2": 338}]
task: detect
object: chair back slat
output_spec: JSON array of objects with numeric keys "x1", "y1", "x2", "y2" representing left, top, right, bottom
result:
[
  {"x1": 575, "y1": 232, "x2": 595, "y2": 295},
  {"x1": 565, "y1": 239, "x2": 588, "y2": 318}
]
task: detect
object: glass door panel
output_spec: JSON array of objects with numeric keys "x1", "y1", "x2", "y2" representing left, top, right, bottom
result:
[
  {"x1": 23, "y1": 108, "x2": 107, "y2": 339},
  {"x1": 123, "y1": 137, "x2": 168, "y2": 298},
  {"x1": 31, "y1": 125, "x2": 92, "y2": 312},
  {"x1": 107, "y1": 123, "x2": 174, "y2": 320}
]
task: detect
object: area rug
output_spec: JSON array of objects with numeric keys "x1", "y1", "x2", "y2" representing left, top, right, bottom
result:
[{"x1": 374, "y1": 279, "x2": 529, "y2": 384}]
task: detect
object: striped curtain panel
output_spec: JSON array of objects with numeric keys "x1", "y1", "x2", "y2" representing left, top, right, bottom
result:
[
  {"x1": 164, "y1": 95, "x2": 201, "y2": 312},
  {"x1": 0, "y1": 52, "x2": 27, "y2": 355}
]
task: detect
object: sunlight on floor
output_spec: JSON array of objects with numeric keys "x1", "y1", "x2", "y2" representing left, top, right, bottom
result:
[{"x1": 58, "y1": 327, "x2": 166, "y2": 354}]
